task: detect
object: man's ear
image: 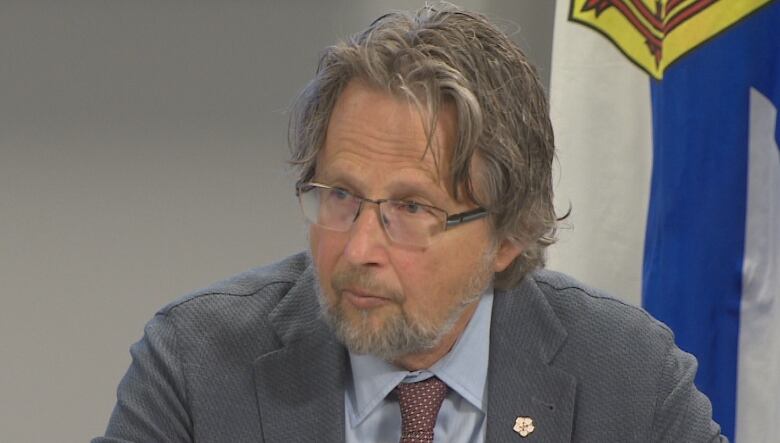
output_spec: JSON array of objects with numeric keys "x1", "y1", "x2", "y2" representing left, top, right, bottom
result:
[{"x1": 492, "y1": 238, "x2": 523, "y2": 273}]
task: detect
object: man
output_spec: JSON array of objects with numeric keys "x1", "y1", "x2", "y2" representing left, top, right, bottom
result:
[{"x1": 95, "y1": 4, "x2": 726, "y2": 442}]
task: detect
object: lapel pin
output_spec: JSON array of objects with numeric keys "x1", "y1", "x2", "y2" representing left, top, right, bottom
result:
[{"x1": 513, "y1": 416, "x2": 535, "y2": 437}]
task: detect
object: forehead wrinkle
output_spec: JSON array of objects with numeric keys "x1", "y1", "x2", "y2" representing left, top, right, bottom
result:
[
  {"x1": 320, "y1": 150, "x2": 447, "y2": 197},
  {"x1": 329, "y1": 112, "x2": 436, "y2": 152},
  {"x1": 322, "y1": 129, "x2": 444, "y2": 184},
  {"x1": 335, "y1": 132, "x2": 430, "y2": 162}
]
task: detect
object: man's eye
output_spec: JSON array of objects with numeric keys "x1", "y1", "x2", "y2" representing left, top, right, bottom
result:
[
  {"x1": 331, "y1": 188, "x2": 350, "y2": 200},
  {"x1": 401, "y1": 202, "x2": 422, "y2": 214}
]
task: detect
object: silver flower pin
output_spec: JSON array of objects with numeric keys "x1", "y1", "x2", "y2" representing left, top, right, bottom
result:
[{"x1": 513, "y1": 416, "x2": 535, "y2": 437}]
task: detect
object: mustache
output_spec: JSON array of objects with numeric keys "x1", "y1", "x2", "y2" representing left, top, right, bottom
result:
[{"x1": 330, "y1": 267, "x2": 404, "y2": 303}]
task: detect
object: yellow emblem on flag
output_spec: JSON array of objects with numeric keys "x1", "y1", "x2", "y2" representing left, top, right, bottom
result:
[{"x1": 569, "y1": 0, "x2": 774, "y2": 79}]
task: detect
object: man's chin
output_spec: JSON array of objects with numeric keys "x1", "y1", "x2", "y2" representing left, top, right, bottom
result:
[
  {"x1": 338, "y1": 301, "x2": 394, "y2": 333},
  {"x1": 329, "y1": 306, "x2": 399, "y2": 354}
]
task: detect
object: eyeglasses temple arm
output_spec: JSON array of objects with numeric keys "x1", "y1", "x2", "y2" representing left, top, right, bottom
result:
[{"x1": 445, "y1": 208, "x2": 488, "y2": 228}]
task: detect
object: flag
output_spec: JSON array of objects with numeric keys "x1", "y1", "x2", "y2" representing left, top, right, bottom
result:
[{"x1": 549, "y1": 1, "x2": 780, "y2": 441}]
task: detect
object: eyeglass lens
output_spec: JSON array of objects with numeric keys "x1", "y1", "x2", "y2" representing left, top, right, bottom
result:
[{"x1": 299, "y1": 186, "x2": 440, "y2": 246}]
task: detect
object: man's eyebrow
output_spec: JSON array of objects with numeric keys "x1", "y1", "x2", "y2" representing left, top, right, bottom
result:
[
  {"x1": 313, "y1": 168, "x2": 359, "y2": 186},
  {"x1": 386, "y1": 179, "x2": 450, "y2": 204}
]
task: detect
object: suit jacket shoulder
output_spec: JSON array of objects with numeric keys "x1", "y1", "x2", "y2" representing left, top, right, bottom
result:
[
  {"x1": 533, "y1": 268, "x2": 677, "y2": 364},
  {"x1": 95, "y1": 251, "x2": 348, "y2": 443},
  {"x1": 159, "y1": 250, "x2": 310, "y2": 318},
  {"x1": 487, "y1": 269, "x2": 724, "y2": 442}
]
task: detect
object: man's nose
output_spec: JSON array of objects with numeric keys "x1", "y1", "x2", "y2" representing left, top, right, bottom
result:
[{"x1": 342, "y1": 202, "x2": 389, "y2": 267}]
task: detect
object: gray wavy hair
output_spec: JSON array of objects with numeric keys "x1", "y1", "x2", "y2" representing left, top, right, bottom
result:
[{"x1": 289, "y1": 3, "x2": 557, "y2": 289}]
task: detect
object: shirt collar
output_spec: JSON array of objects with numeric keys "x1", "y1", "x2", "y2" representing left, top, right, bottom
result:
[{"x1": 345, "y1": 289, "x2": 493, "y2": 427}]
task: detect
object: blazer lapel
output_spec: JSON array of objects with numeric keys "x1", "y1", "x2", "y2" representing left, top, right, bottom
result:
[
  {"x1": 486, "y1": 278, "x2": 577, "y2": 442},
  {"x1": 252, "y1": 264, "x2": 347, "y2": 442}
]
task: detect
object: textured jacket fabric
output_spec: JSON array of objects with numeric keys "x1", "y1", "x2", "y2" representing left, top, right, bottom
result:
[{"x1": 94, "y1": 252, "x2": 726, "y2": 442}]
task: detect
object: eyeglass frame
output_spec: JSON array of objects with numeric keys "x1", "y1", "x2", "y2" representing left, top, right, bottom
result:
[{"x1": 295, "y1": 181, "x2": 488, "y2": 243}]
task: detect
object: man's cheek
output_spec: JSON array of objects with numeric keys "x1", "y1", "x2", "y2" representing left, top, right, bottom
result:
[{"x1": 311, "y1": 230, "x2": 337, "y2": 268}]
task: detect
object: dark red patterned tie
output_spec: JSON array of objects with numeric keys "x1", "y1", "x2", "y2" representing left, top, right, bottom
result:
[{"x1": 394, "y1": 377, "x2": 449, "y2": 443}]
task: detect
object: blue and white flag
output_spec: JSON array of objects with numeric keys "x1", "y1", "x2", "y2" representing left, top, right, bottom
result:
[{"x1": 549, "y1": 1, "x2": 780, "y2": 441}]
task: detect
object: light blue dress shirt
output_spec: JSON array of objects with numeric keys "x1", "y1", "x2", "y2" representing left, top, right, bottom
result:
[{"x1": 344, "y1": 291, "x2": 493, "y2": 443}]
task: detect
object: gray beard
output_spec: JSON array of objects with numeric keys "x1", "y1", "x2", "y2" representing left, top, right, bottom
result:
[{"x1": 314, "y1": 250, "x2": 495, "y2": 362}]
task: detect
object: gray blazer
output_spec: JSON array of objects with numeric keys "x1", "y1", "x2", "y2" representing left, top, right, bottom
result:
[{"x1": 94, "y1": 252, "x2": 725, "y2": 442}]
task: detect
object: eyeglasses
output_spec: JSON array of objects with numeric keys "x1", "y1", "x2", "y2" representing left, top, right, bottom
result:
[{"x1": 296, "y1": 182, "x2": 488, "y2": 247}]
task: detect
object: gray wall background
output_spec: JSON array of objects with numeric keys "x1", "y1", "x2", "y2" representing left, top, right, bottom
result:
[{"x1": 0, "y1": 1, "x2": 554, "y2": 441}]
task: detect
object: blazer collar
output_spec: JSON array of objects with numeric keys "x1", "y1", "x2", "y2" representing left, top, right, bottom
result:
[
  {"x1": 486, "y1": 274, "x2": 577, "y2": 442},
  {"x1": 252, "y1": 262, "x2": 347, "y2": 442}
]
